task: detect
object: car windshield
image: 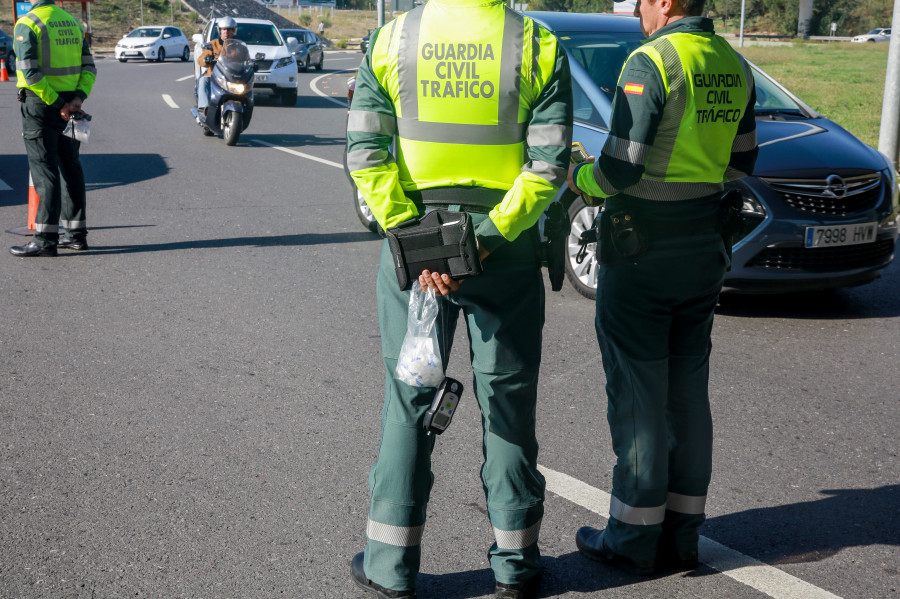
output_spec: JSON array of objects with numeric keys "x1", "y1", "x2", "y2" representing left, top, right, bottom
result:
[
  {"x1": 867, "y1": 29, "x2": 884, "y2": 35},
  {"x1": 128, "y1": 28, "x2": 161, "y2": 38},
  {"x1": 233, "y1": 23, "x2": 282, "y2": 46},
  {"x1": 556, "y1": 31, "x2": 646, "y2": 100}
]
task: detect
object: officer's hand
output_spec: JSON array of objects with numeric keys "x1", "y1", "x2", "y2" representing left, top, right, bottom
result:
[
  {"x1": 60, "y1": 98, "x2": 83, "y2": 121},
  {"x1": 566, "y1": 156, "x2": 595, "y2": 197},
  {"x1": 419, "y1": 270, "x2": 460, "y2": 296}
]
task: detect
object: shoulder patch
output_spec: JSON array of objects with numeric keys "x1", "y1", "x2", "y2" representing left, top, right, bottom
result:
[
  {"x1": 16, "y1": 35, "x2": 24, "y2": 42},
  {"x1": 623, "y1": 82, "x2": 645, "y2": 95}
]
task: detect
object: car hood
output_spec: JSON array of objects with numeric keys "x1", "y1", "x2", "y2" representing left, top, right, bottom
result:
[
  {"x1": 752, "y1": 117, "x2": 886, "y2": 177},
  {"x1": 244, "y1": 45, "x2": 290, "y2": 59}
]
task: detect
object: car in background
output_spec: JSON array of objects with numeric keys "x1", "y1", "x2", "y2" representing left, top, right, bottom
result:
[
  {"x1": 851, "y1": 28, "x2": 891, "y2": 42},
  {"x1": 116, "y1": 26, "x2": 190, "y2": 62},
  {"x1": 279, "y1": 28, "x2": 324, "y2": 71},
  {"x1": 193, "y1": 17, "x2": 297, "y2": 106},
  {"x1": 345, "y1": 12, "x2": 899, "y2": 297},
  {"x1": 0, "y1": 27, "x2": 14, "y2": 70},
  {"x1": 359, "y1": 31, "x2": 370, "y2": 54}
]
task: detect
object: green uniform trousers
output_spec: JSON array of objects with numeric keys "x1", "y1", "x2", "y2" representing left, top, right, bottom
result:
[
  {"x1": 21, "y1": 95, "x2": 87, "y2": 247},
  {"x1": 364, "y1": 213, "x2": 545, "y2": 591},
  {"x1": 595, "y1": 231, "x2": 727, "y2": 563}
]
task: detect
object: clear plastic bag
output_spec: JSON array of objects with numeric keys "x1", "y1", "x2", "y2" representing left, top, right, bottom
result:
[
  {"x1": 62, "y1": 116, "x2": 90, "y2": 144},
  {"x1": 395, "y1": 287, "x2": 444, "y2": 388}
]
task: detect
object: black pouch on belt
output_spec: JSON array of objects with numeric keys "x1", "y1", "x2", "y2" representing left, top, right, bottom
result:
[
  {"x1": 385, "y1": 209, "x2": 483, "y2": 291},
  {"x1": 608, "y1": 210, "x2": 648, "y2": 259}
]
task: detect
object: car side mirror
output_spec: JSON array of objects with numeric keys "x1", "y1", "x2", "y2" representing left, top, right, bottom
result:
[
  {"x1": 286, "y1": 36, "x2": 298, "y2": 49},
  {"x1": 192, "y1": 33, "x2": 203, "y2": 45},
  {"x1": 163, "y1": 33, "x2": 171, "y2": 39}
]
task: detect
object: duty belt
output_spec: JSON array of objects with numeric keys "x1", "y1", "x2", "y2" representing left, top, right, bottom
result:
[
  {"x1": 406, "y1": 187, "x2": 507, "y2": 213},
  {"x1": 641, "y1": 213, "x2": 720, "y2": 241}
]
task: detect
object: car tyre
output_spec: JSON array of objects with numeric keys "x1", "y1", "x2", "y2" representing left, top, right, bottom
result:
[
  {"x1": 281, "y1": 88, "x2": 298, "y2": 106},
  {"x1": 157, "y1": 47, "x2": 165, "y2": 62},
  {"x1": 315, "y1": 52, "x2": 324, "y2": 71},
  {"x1": 564, "y1": 195, "x2": 600, "y2": 300},
  {"x1": 181, "y1": 46, "x2": 190, "y2": 61},
  {"x1": 299, "y1": 56, "x2": 310, "y2": 72},
  {"x1": 344, "y1": 150, "x2": 379, "y2": 233},
  {"x1": 118, "y1": 57, "x2": 127, "y2": 62}
]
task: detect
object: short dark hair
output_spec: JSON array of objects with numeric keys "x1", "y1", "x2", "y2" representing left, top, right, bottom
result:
[{"x1": 677, "y1": 0, "x2": 706, "y2": 16}]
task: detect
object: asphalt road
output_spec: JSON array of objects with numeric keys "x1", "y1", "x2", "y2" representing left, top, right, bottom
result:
[{"x1": 0, "y1": 51, "x2": 898, "y2": 599}]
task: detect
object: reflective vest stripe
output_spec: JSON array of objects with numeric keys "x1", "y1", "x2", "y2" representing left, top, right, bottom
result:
[
  {"x1": 17, "y1": 59, "x2": 39, "y2": 69},
  {"x1": 493, "y1": 518, "x2": 541, "y2": 550},
  {"x1": 524, "y1": 160, "x2": 565, "y2": 187},
  {"x1": 347, "y1": 110, "x2": 397, "y2": 136},
  {"x1": 347, "y1": 148, "x2": 394, "y2": 172},
  {"x1": 526, "y1": 123, "x2": 570, "y2": 148},
  {"x1": 497, "y1": 9, "x2": 524, "y2": 126},
  {"x1": 397, "y1": 119, "x2": 526, "y2": 145},
  {"x1": 666, "y1": 492, "x2": 707, "y2": 515},
  {"x1": 609, "y1": 496, "x2": 666, "y2": 526},
  {"x1": 25, "y1": 72, "x2": 44, "y2": 85},
  {"x1": 604, "y1": 134, "x2": 649, "y2": 166},
  {"x1": 644, "y1": 38, "x2": 686, "y2": 179},
  {"x1": 725, "y1": 166, "x2": 748, "y2": 181},
  {"x1": 366, "y1": 519, "x2": 425, "y2": 547},
  {"x1": 623, "y1": 179, "x2": 722, "y2": 201},
  {"x1": 397, "y1": 9, "x2": 422, "y2": 120},
  {"x1": 731, "y1": 130, "x2": 757, "y2": 152}
]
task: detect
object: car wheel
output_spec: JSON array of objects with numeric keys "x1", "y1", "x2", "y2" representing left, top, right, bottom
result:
[
  {"x1": 181, "y1": 46, "x2": 190, "y2": 61},
  {"x1": 353, "y1": 184, "x2": 379, "y2": 233},
  {"x1": 118, "y1": 57, "x2": 127, "y2": 62},
  {"x1": 300, "y1": 56, "x2": 310, "y2": 72},
  {"x1": 315, "y1": 52, "x2": 324, "y2": 71},
  {"x1": 564, "y1": 196, "x2": 600, "y2": 300},
  {"x1": 281, "y1": 88, "x2": 298, "y2": 107},
  {"x1": 157, "y1": 47, "x2": 165, "y2": 62}
]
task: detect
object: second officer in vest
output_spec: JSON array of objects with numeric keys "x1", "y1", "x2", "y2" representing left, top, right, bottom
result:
[
  {"x1": 567, "y1": 0, "x2": 758, "y2": 576},
  {"x1": 346, "y1": 0, "x2": 571, "y2": 597}
]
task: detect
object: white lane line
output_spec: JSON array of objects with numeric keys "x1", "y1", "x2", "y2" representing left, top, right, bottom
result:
[
  {"x1": 538, "y1": 465, "x2": 843, "y2": 599},
  {"x1": 0, "y1": 178, "x2": 12, "y2": 191},
  {"x1": 251, "y1": 139, "x2": 342, "y2": 168},
  {"x1": 176, "y1": 74, "x2": 194, "y2": 82},
  {"x1": 310, "y1": 68, "x2": 357, "y2": 107},
  {"x1": 162, "y1": 94, "x2": 179, "y2": 109}
]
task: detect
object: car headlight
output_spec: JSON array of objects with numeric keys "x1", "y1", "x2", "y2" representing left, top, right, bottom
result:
[
  {"x1": 728, "y1": 181, "x2": 767, "y2": 243},
  {"x1": 275, "y1": 56, "x2": 294, "y2": 69}
]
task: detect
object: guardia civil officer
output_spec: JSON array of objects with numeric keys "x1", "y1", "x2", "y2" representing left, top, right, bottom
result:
[
  {"x1": 566, "y1": 0, "x2": 758, "y2": 576},
  {"x1": 346, "y1": 0, "x2": 572, "y2": 596},
  {"x1": 10, "y1": 0, "x2": 96, "y2": 257}
]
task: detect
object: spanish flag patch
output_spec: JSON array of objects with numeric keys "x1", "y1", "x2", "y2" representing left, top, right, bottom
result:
[{"x1": 623, "y1": 82, "x2": 645, "y2": 95}]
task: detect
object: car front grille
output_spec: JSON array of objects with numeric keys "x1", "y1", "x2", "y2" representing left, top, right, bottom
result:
[
  {"x1": 255, "y1": 60, "x2": 273, "y2": 72},
  {"x1": 746, "y1": 238, "x2": 895, "y2": 272},
  {"x1": 760, "y1": 173, "x2": 883, "y2": 216}
]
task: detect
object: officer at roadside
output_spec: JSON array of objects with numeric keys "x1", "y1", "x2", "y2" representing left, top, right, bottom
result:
[
  {"x1": 196, "y1": 17, "x2": 236, "y2": 118},
  {"x1": 10, "y1": 0, "x2": 96, "y2": 257},
  {"x1": 346, "y1": 0, "x2": 572, "y2": 596},
  {"x1": 566, "y1": 0, "x2": 758, "y2": 577}
]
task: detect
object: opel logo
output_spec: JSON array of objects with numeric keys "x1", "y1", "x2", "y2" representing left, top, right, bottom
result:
[{"x1": 823, "y1": 174, "x2": 847, "y2": 198}]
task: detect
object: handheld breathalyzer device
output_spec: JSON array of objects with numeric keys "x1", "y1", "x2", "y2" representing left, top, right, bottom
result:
[{"x1": 423, "y1": 377, "x2": 463, "y2": 435}]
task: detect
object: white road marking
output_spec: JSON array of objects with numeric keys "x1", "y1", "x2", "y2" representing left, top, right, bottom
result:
[
  {"x1": 162, "y1": 94, "x2": 179, "y2": 109},
  {"x1": 310, "y1": 68, "x2": 357, "y2": 107},
  {"x1": 176, "y1": 74, "x2": 194, "y2": 82},
  {"x1": 0, "y1": 178, "x2": 12, "y2": 191},
  {"x1": 251, "y1": 139, "x2": 342, "y2": 168},
  {"x1": 538, "y1": 465, "x2": 843, "y2": 599}
]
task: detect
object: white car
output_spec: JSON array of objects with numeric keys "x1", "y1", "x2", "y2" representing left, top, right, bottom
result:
[
  {"x1": 851, "y1": 28, "x2": 891, "y2": 42},
  {"x1": 116, "y1": 26, "x2": 191, "y2": 62},
  {"x1": 193, "y1": 17, "x2": 297, "y2": 106}
]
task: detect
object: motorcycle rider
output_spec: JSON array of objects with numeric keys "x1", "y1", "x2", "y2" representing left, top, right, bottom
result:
[{"x1": 196, "y1": 17, "x2": 236, "y2": 118}]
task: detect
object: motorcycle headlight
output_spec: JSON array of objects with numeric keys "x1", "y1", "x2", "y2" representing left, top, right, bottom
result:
[
  {"x1": 275, "y1": 56, "x2": 295, "y2": 69},
  {"x1": 226, "y1": 81, "x2": 247, "y2": 94}
]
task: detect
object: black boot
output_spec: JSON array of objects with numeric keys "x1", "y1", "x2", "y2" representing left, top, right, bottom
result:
[
  {"x1": 10, "y1": 241, "x2": 56, "y2": 257},
  {"x1": 350, "y1": 552, "x2": 416, "y2": 599}
]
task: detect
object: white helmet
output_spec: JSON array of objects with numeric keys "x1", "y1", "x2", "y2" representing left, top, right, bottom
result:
[{"x1": 218, "y1": 17, "x2": 237, "y2": 30}]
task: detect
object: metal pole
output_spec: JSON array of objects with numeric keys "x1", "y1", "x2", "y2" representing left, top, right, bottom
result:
[
  {"x1": 140, "y1": 0, "x2": 144, "y2": 26},
  {"x1": 739, "y1": 0, "x2": 745, "y2": 47},
  {"x1": 377, "y1": 0, "x2": 384, "y2": 28},
  {"x1": 878, "y1": 0, "x2": 900, "y2": 169},
  {"x1": 170, "y1": 0, "x2": 174, "y2": 25}
]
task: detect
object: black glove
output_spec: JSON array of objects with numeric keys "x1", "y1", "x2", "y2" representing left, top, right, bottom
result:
[{"x1": 204, "y1": 55, "x2": 216, "y2": 66}]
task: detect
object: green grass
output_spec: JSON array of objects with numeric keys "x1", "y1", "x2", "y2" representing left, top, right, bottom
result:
[{"x1": 738, "y1": 42, "x2": 891, "y2": 149}]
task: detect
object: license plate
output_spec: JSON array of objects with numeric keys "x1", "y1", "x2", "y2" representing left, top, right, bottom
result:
[
  {"x1": 804, "y1": 222, "x2": 877, "y2": 248},
  {"x1": 254, "y1": 74, "x2": 268, "y2": 82}
]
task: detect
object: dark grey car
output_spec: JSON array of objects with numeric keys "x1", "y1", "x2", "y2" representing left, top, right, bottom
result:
[
  {"x1": 0, "y1": 27, "x2": 14, "y2": 70},
  {"x1": 280, "y1": 28, "x2": 324, "y2": 72}
]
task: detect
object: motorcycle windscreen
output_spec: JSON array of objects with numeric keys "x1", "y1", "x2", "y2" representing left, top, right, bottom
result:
[{"x1": 220, "y1": 39, "x2": 253, "y2": 77}]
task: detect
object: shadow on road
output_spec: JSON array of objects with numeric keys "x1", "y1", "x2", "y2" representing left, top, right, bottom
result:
[
  {"x1": 417, "y1": 484, "x2": 899, "y2": 597},
  {"x1": 82, "y1": 153, "x2": 171, "y2": 191},
  {"x1": 85, "y1": 231, "x2": 379, "y2": 254}
]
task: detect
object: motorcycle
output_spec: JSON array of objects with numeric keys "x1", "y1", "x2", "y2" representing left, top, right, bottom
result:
[{"x1": 191, "y1": 38, "x2": 255, "y2": 146}]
